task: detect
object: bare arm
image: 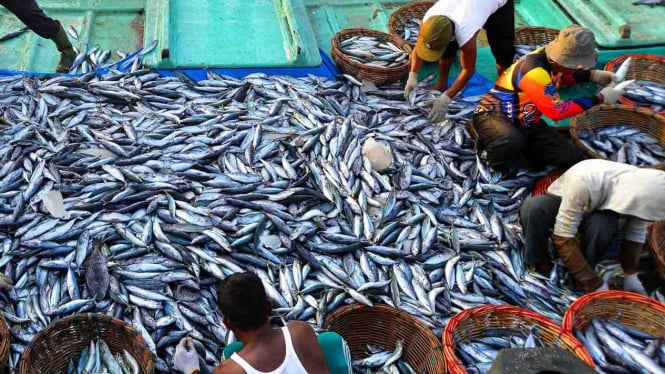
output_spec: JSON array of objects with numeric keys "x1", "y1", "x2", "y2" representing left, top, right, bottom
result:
[
  {"x1": 290, "y1": 322, "x2": 329, "y2": 374},
  {"x1": 409, "y1": 51, "x2": 424, "y2": 74}
]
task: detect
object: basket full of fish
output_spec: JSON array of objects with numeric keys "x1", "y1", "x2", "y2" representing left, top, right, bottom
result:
[
  {"x1": 324, "y1": 304, "x2": 445, "y2": 373},
  {"x1": 331, "y1": 28, "x2": 411, "y2": 86},
  {"x1": 17, "y1": 313, "x2": 154, "y2": 374},
  {"x1": 442, "y1": 305, "x2": 594, "y2": 374},
  {"x1": 513, "y1": 26, "x2": 559, "y2": 60},
  {"x1": 605, "y1": 54, "x2": 665, "y2": 114},
  {"x1": 562, "y1": 291, "x2": 665, "y2": 373},
  {"x1": 569, "y1": 104, "x2": 665, "y2": 170},
  {"x1": 388, "y1": 1, "x2": 435, "y2": 47}
]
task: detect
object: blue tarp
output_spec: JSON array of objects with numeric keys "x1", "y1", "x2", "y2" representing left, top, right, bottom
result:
[{"x1": 0, "y1": 49, "x2": 494, "y2": 100}]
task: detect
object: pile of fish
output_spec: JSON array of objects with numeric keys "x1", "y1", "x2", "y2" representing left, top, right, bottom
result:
[
  {"x1": 352, "y1": 341, "x2": 415, "y2": 373},
  {"x1": 64, "y1": 24, "x2": 159, "y2": 74},
  {"x1": 1, "y1": 51, "x2": 661, "y2": 372},
  {"x1": 395, "y1": 18, "x2": 422, "y2": 44},
  {"x1": 623, "y1": 80, "x2": 665, "y2": 112},
  {"x1": 455, "y1": 327, "x2": 546, "y2": 373},
  {"x1": 574, "y1": 319, "x2": 665, "y2": 373},
  {"x1": 63, "y1": 338, "x2": 140, "y2": 374},
  {"x1": 514, "y1": 43, "x2": 547, "y2": 59},
  {"x1": 338, "y1": 36, "x2": 409, "y2": 68},
  {"x1": 576, "y1": 125, "x2": 665, "y2": 166}
]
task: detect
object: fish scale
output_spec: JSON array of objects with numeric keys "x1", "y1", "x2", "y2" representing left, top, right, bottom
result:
[{"x1": 0, "y1": 51, "x2": 638, "y2": 373}]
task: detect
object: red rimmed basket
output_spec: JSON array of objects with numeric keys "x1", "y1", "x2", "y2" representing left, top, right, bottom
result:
[
  {"x1": 387, "y1": 1, "x2": 435, "y2": 48},
  {"x1": 647, "y1": 220, "x2": 665, "y2": 278},
  {"x1": 324, "y1": 304, "x2": 445, "y2": 373},
  {"x1": 569, "y1": 104, "x2": 665, "y2": 170},
  {"x1": 18, "y1": 313, "x2": 154, "y2": 374},
  {"x1": 562, "y1": 291, "x2": 665, "y2": 343},
  {"x1": 443, "y1": 305, "x2": 594, "y2": 374},
  {"x1": 331, "y1": 28, "x2": 411, "y2": 86},
  {"x1": 604, "y1": 54, "x2": 665, "y2": 115}
]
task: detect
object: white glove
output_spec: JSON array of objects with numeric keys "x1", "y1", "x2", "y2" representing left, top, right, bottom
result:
[
  {"x1": 598, "y1": 86, "x2": 624, "y2": 105},
  {"x1": 427, "y1": 93, "x2": 452, "y2": 123},
  {"x1": 173, "y1": 337, "x2": 200, "y2": 374},
  {"x1": 403, "y1": 72, "x2": 418, "y2": 100},
  {"x1": 624, "y1": 273, "x2": 647, "y2": 295},
  {"x1": 590, "y1": 70, "x2": 617, "y2": 86}
]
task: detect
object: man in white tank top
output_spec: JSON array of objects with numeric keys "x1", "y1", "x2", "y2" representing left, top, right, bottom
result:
[
  {"x1": 403, "y1": 0, "x2": 515, "y2": 123},
  {"x1": 173, "y1": 272, "x2": 352, "y2": 374}
]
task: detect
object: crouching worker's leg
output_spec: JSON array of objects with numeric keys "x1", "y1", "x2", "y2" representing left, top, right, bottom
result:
[
  {"x1": 520, "y1": 194, "x2": 561, "y2": 274},
  {"x1": 472, "y1": 112, "x2": 526, "y2": 172}
]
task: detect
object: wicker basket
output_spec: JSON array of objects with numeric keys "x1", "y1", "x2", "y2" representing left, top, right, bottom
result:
[
  {"x1": 323, "y1": 304, "x2": 445, "y2": 373},
  {"x1": 331, "y1": 28, "x2": 411, "y2": 86},
  {"x1": 387, "y1": 2, "x2": 435, "y2": 48},
  {"x1": 443, "y1": 305, "x2": 594, "y2": 374},
  {"x1": 569, "y1": 104, "x2": 665, "y2": 170},
  {"x1": 562, "y1": 291, "x2": 665, "y2": 340},
  {"x1": 514, "y1": 26, "x2": 560, "y2": 46},
  {"x1": 647, "y1": 220, "x2": 665, "y2": 277},
  {"x1": 0, "y1": 313, "x2": 9, "y2": 369},
  {"x1": 604, "y1": 54, "x2": 665, "y2": 114},
  {"x1": 18, "y1": 314, "x2": 154, "y2": 374}
]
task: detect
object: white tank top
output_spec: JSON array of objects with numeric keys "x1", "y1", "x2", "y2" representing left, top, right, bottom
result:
[
  {"x1": 229, "y1": 326, "x2": 308, "y2": 374},
  {"x1": 424, "y1": 0, "x2": 508, "y2": 47}
]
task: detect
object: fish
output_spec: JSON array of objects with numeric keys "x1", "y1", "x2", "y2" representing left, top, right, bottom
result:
[
  {"x1": 576, "y1": 124, "x2": 665, "y2": 166},
  {"x1": 395, "y1": 18, "x2": 422, "y2": 44},
  {"x1": 338, "y1": 35, "x2": 409, "y2": 68},
  {"x1": 622, "y1": 80, "x2": 665, "y2": 112},
  {"x1": 0, "y1": 50, "x2": 612, "y2": 374},
  {"x1": 633, "y1": 0, "x2": 665, "y2": 6},
  {"x1": 352, "y1": 341, "x2": 404, "y2": 371},
  {"x1": 614, "y1": 57, "x2": 632, "y2": 82},
  {"x1": 0, "y1": 27, "x2": 29, "y2": 42},
  {"x1": 576, "y1": 319, "x2": 665, "y2": 374}
]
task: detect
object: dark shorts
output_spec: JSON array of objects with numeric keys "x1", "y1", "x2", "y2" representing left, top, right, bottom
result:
[{"x1": 442, "y1": 0, "x2": 515, "y2": 68}]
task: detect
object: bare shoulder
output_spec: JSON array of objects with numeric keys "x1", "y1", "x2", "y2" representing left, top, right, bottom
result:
[
  {"x1": 213, "y1": 359, "x2": 246, "y2": 374},
  {"x1": 288, "y1": 321, "x2": 316, "y2": 333}
]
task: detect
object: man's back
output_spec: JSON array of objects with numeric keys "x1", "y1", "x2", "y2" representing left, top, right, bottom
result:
[{"x1": 214, "y1": 322, "x2": 329, "y2": 374}]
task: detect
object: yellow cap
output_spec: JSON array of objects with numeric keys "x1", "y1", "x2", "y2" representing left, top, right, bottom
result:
[{"x1": 415, "y1": 16, "x2": 453, "y2": 62}]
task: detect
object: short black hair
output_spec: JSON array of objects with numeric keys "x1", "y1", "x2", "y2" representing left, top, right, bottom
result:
[{"x1": 217, "y1": 272, "x2": 269, "y2": 331}]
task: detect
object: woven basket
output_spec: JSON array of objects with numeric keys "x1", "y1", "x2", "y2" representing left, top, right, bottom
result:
[
  {"x1": 514, "y1": 26, "x2": 559, "y2": 46},
  {"x1": 331, "y1": 28, "x2": 411, "y2": 86},
  {"x1": 562, "y1": 291, "x2": 665, "y2": 340},
  {"x1": 569, "y1": 104, "x2": 665, "y2": 170},
  {"x1": 0, "y1": 313, "x2": 9, "y2": 368},
  {"x1": 323, "y1": 304, "x2": 445, "y2": 373},
  {"x1": 604, "y1": 54, "x2": 665, "y2": 114},
  {"x1": 443, "y1": 305, "x2": 594, "y2": 374},
  {"x1": 647, "y1": 220, "x2": 665, "y2": 277},
  {"x1": 387, "y1": 1, "x2": 435, "y2": 48},
  {"x1": 18, "y1": 314, "x2": 154, "y2": 374}
]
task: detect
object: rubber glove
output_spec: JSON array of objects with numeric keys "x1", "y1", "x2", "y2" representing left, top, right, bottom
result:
[
  {"x1": 403, "y1": 72, "x2": 418, "y2": 100},
  {"x1": 597, "y1": 86, "x2": 625, "y2": 105},
  {"x1": 427, "y1": 93, "x2": 452, "y2": 123},
  {"x1": 173, "y1": 337, "x2": 200, "y2": 374},
  {"x1": 590, "y1": 70, "x2": 617, "y2": 86},
  {"x1": 553, "y1": 235, "x2": 603, "y2": 292}
]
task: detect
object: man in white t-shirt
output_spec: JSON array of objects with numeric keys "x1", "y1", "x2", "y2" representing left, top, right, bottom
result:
[{"x1": 404, "y1": 0, "x2": 515, "y2": 123}]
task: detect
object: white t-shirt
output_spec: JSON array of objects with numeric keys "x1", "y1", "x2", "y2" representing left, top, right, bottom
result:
[
  {"x1": 423, "y1": 0, "x2": 508, "y2": 47},
  {"x1": 548, "y1": 159, "x2": 665, "y2": 243}
]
